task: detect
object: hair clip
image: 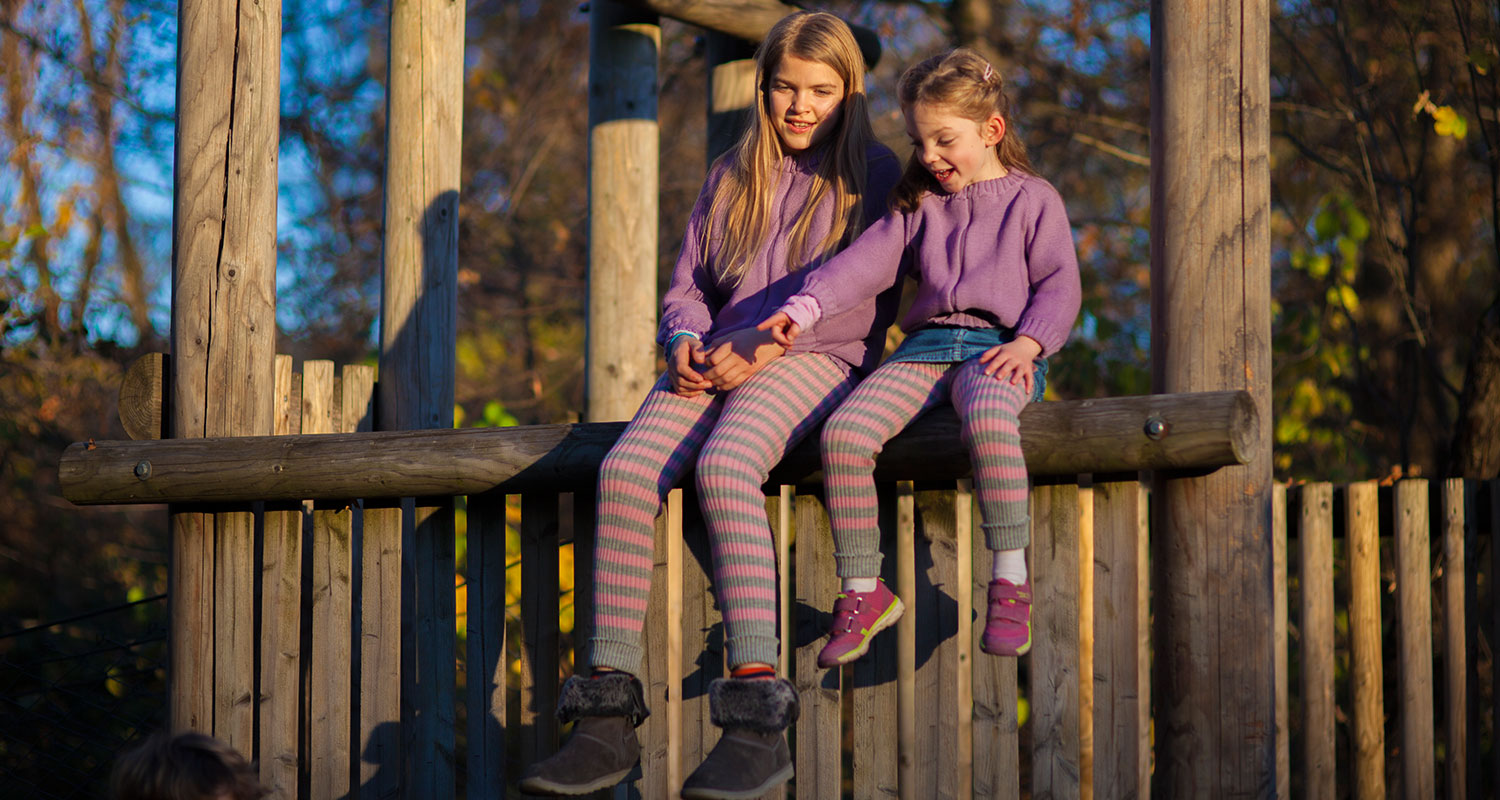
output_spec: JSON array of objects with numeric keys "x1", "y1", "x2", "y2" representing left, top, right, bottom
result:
[{"x1": 982, "y1": 63, "x2": 994, "y2": 83}]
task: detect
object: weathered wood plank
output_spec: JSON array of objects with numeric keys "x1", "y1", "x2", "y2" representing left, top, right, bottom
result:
[
  {"x1": 1272, "y1": 483, "x2": 1288, "y2": 800},
  {"x1": 1077, "y1": 486, "x2": 1093, "y2": 800},
  {"x1": 1030, "y1": 479, "x2": 1081, "y2": 799},
  {"x1": 1298, "y1": 483, "x2": 1335, "y2": 799},
  {"x1": 258, "y1": 355, "x2": 300, "y2": 800},
  {"x1": 68, "y1": 392, "x2": 1259, "y2": 505},
  {"x1": 306, "y1": 362, "x2": 353, "y2": 799},
  {"x1": 170, "y1": 511, "x2": 213, "y2": 734},
  {"x1": 1350, "y1": 480, "x2": 1380, "y2": 798},
  {"x1": 359, "y1": 499, "x2": 403, "y2": 799},
  {"x1": 465, "y1": 492, "x2": 508, "y2": 799},
  {"x1": 895, "y1": 483, "x2": 917, "y2": 799},
  {"x1": 520, "y1": 492, "x2": 562, "y2": 778},
  {"x1": 681, "y1": 490, "x2": 719, "y2": 789},
  {"x1": 587, "y1": 1, "x2": 659, "y2": 423},
  {"x1": 912, "y1": 487, "x2": 955, "y2": 798},
  {"x1": 654, "y1": 489, "x2": 682, "y2": 798},
  {"x1": 956, "y1": 481, "x2": 975, "y2": 800},
  {"x1": 793, "y1": 490, "x2": 841, "y2": 797},
  {"x1": 1443, "y1": 478, "x2": 1467, "y2": 800},
  {"x1": 214, "y1": 509, "x2": 257, "y2": 752},
  {"x1": 851, "y1": 489, "x2": 899, "y2": 799},
  {"x1": 1394, "y1": 479, "x2": 1435, "y2": 798},
  {"x1": 1092, "y1": 474, "x2": 1148, "y2": 800},
  {"x1": 971, "y1": 480, "x2": 1020, "y2": 800}
]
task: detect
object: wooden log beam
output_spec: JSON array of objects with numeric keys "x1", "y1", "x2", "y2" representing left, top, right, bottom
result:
[
  {"x1": 616, "y1": 0, "x2": 881, "y2": 68},
  {"x1": 61, "y1": 390, "x2": 1256, "y2": 506}
]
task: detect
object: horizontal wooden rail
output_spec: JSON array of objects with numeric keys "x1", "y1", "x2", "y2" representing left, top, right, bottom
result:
[{"x1": 60, "y1": 390, "x2": 1256, "y2": 506}]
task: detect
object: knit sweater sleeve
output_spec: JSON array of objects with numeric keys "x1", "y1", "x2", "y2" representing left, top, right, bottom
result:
[
  {"x1": 1013, "y1": 182, "x2": 1083, "y2": 357},
  {"x1": 657, "y1": 162, "x2": 727, "y2": 348},
  {"x1": 796, "y1": 207, "x2": 915, "y2": 322}
]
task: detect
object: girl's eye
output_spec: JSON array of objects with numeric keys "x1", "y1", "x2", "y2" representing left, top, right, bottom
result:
[{"x1": 939, "y1": 139, "x2": 954, "y2": 147}]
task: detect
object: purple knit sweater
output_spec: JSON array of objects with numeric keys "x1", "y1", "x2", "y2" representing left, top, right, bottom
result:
[
  {"x1": 790, "y1": 171, "x2": 1082, "y2": 358},
  {"x1": 658, "y1": 143, "x2": 903, "y2": 374}
]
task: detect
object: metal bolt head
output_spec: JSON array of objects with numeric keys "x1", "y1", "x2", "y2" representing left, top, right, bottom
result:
[
  {"x1": 1144, "y1": 416, "x2": 1169, "y2": 440},
  {"x1": 134, "y1": 460, "x2": 152, "y2": 480}
]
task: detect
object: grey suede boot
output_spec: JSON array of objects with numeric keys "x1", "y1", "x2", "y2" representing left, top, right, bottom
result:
[
  {"x1": 518, "y1": 672, "x2": 650, "y2": 796},
  {"x1": 680, "y1": 677, "x2": 799, "y2": 800}
]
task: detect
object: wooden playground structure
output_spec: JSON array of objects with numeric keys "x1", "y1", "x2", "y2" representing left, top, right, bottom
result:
[{"x1": 67, "y1": 0, "x2": 1496, "y2": 798}]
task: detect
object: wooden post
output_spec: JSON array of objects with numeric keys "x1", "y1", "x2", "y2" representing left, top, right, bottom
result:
[
  {"x1": 705, "y1": 31, "x2": 757, "y2": 166},
  {"x1": 169, "y1": 0, "x2": 280, "y2": 751},
  {"x1": 381, "y1": 0, "x2": 464, "y2": 794},
  {"x1": 587, "y1": 1, "x2": 660, "y2": 422},
  {"x1": 1148, "y1": 0, "x2": 1273, "y2": 794}
]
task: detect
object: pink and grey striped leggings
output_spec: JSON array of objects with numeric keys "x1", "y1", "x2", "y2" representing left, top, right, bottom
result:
[
  {"x1": 589, "y1": 352, "x2": 857, "y2": 675},
  {"x1": 822, "y1": 358, "x2": 1031, "y2": 578}
]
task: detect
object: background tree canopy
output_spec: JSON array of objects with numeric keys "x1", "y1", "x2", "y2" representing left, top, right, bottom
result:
[{"x1": 0, "y1": 0, "x2": 1496, "y2": 630}]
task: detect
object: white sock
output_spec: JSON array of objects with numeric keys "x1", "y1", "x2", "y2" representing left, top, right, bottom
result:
[
  {"x1": 991, "y1": 549, "x2": 1028, "y2": 586},
  {"x1": 842, "y1": 577, "x2": 878, "y2": 593}
]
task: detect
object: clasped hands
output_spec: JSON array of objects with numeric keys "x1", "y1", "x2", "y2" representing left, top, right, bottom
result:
[{"x1": 669, "y1": 327, "x2": 787, "y2": 397}]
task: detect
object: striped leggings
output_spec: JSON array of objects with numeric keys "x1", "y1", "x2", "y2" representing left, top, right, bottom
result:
[
  {"x1": 590, "y1": 352, "x2": 857, "y2": 675},
  {"x1": 822, "y1": 358, "x2": 1031, "y2": 578}
]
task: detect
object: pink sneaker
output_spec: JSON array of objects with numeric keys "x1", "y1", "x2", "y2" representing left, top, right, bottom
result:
[
  {"x1": 816, "y1": 580, "x2": 905, "y2": 668},
  {"x1": 982, "y1": 579, "x2": 1032, "y2": 656}
]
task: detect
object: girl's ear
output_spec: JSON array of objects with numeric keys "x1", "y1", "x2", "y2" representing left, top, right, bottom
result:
[{"x1": 983, "y1": 114, "x2": 1006, "y2": 147}]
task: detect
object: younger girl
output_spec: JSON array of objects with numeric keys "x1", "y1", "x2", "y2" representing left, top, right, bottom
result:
[
  {"x1": 520, "y1": 12, "x2": 902, "y2": 798},
  {"x1": 760, "y1": 48, "x2": 1081, "y2": 665}
]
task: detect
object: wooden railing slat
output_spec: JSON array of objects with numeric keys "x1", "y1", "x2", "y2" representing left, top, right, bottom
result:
[
  {"x1": 1443, "y1": 478, "x2": 1467, "y2": 800},
  {"x1": 972, "y1": 479, "x2": 1020, "y2": 800},
  {"x1": 852, "y1": 489, "x2": 900, "y2": 799},
  {"x1": 465, "y1": 492, "x2": 508, "y2": 799},
  {"x1": 1272, "y1": 483, "x2": 1288, "y2": 800},
  {"x1": 793, "y1": 489, "x2": 841, "y2": 797},
  {"x1": 1298, "y1": 483, "x2": 1336, "y2": 800},
  {"x1": 519, "y1": 492, "x2": 561, "y2": 774},
  {"x1": 1077, "y1": 486, "x2": 1093, "y2": 800},
  {"x1": 913, "y1": 486, "x2": 959, "y2": 797},
  {"x1": 1489, "y1": 480, "x2": 1500, "y2": 799},
  {"x1": 895, "y1": 483, "x2": 917, "y2": 799},
  {"x1": 1030, "y1": 480, "x2": 1082, "y2": 800},
  {"x1": 304, "y1": 361, "x2": 352, "y2": 799},
  {"x1": 1092, "y1": 474, "x2": 1149, "y2": 800},
  {"x1": 259, "y1": 355, "x2": 301, "y2": 800},
  {"x1": 680, "y1": 490, "x2": 718, "y2": 787},
  {"x1": 1345, "y1": 480, "x2": 1384, "y2": 800},
  {"x1": 1395, "y1": 479, "x2": 1435, "y2": 798},
  {"x1": 358, "y1": 499, "x2": 403, "y2": 799},
  {"x1": 652, "y1": 488, "x2": 682, "y2": 798},
  {"x1": 956, "y1": 481, "x2": 975, "y2": 800}
]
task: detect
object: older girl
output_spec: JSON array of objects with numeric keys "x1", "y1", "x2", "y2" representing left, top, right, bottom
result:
[{"x1": 521, "y1": 12, "x2": 901, "y2": 798}]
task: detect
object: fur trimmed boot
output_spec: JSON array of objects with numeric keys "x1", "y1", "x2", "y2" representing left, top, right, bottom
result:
[
  {"x1": 680, "y1": 677, "x2": 799, "y2": 800},
  {"x1": 517, "y1": 672, "x2": 650, "y2": 796}
]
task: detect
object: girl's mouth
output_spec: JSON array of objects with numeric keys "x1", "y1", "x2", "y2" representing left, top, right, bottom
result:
[
  {"x1": 786, "y1": 120, "x2": 814, "y2": 134},
  {"x1": 933, "y1": 168, "x2": 954, "y2": 182}
]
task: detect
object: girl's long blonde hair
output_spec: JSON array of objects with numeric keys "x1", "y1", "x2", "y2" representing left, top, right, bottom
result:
[
  {"x1": 891, "y1": 48, "x2": 1032, "y2": 213},
  {"x1": 703, "y1": 11, "x2": 878, "y2": 288}
]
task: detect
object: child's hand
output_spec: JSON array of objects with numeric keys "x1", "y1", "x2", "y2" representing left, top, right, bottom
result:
[
  {"x1": 669, "y1": 336, "x2": 713, "y2": 397},
  {"x1": 978, "y1": 336, "x2": 1044, "y2": 398},
  {"x1": 756, "y1": 312, "x2": 802, "y2": 347},
  {"x1": 701, "y1": 328, "x2": 787, "y2": 391}
]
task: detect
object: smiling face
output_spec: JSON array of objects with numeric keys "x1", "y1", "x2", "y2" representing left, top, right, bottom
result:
[
  {"x1": 905, "y1": 100, "x2": 1007, "y2": 193},
  {"x1": 767, "y1": 54, "x2": 846, "y2": 153}
]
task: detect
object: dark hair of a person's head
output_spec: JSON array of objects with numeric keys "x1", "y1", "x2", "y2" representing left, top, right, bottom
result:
[{"x1": 111, "y1": 731, "x2": 265, "y2": 800}]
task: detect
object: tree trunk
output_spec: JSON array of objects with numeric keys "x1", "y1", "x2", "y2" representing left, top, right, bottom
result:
[{"x1": 1451, "y1": 302, "x2": 1500, "y2": 478}]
